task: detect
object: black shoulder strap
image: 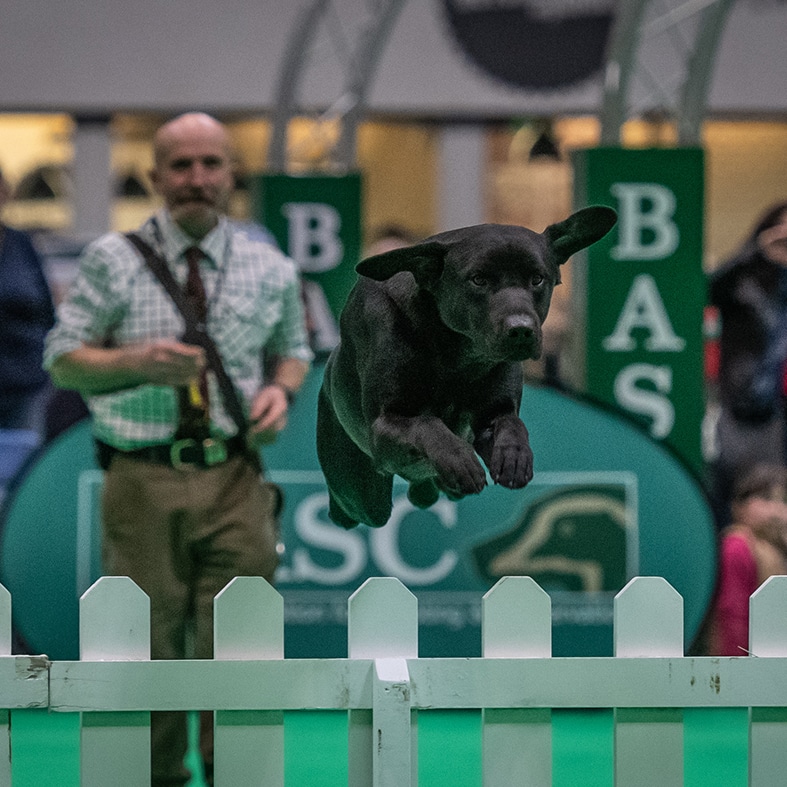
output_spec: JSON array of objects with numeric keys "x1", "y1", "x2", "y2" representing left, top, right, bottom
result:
[{"x1": 125, "y1": 232, "x2": 249, "y2": 436}]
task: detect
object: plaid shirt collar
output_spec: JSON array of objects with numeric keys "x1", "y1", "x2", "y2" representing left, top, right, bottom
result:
[{"x1": 143, "y1": 209, "x2": 230, "y2": 270}]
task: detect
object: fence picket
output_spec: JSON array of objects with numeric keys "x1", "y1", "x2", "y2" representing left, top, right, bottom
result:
[
  {"x1": 79, "y1": 576, "x2": 150, "y2": 787},
  {"x1": 750, "y1": 575, "x2": 787, "y2": 657},
  {"x1": 348, "y1": 578, "x2": 417, "y2": 787},
  {"x1": 213, "y1": 577, "x2": 284, "y2": 787},
  {"x1": 348, "y1": 577, "x2": 418, "y2": 660},
  {"x1": 614, "y1": 577, "x2": 683, "y2": 658},
  {"x1": 0, "y1": 584, "x2": 10, "y2": 787},
  {"x1": 749, "y1": 576, "x2": 787, "y2": 786},
  {"x1": 482, "y1": 576, "x2": 551, "y2": 787},
  {"x1": 0, "y1": 585, "x2": 10, "y2": 658},
  {"x1": 614, "y1": 577, "x2": 684, "y2": 787}
]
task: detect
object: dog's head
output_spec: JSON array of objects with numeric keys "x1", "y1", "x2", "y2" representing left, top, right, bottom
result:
[{"x1": 357, "y1": 206, "x2": 617, "y2": 362}]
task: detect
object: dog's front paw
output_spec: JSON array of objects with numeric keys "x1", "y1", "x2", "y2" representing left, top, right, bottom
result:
[
  {"x1": 433, "y1": 445, "x2": 488, "y2": 499},
  {"x1": 487, "y1": 418, "x2": 533, "y2": 489},
  {"x1": 490, "y1": 441, "x2": 534, "y2": 489}
]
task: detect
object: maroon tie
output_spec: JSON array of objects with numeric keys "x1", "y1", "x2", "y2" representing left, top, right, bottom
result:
[
  {"x1": 184, "y1": 245, "x2": 208, "y2": 324},
  {"x1": 177, "y1": 246, "x2": 210, "y2": 437}
]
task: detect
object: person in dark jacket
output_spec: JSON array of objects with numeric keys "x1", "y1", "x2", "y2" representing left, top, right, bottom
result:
[
  {"x1": 0, "y1": 168, "x2": 55, "y2": 429},
  {"x1": 709, "y1": 201, "x2": 787, "y2": 527}
]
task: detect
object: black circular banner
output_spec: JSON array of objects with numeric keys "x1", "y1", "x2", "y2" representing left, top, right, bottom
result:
[{"x1": 441, "y1": 0, "x2": 614, "y2": 90}]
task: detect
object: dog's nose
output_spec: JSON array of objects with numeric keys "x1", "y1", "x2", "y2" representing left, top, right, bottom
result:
[{"x1": 503, "y1": 316, "x2": 535, "y2": 343}]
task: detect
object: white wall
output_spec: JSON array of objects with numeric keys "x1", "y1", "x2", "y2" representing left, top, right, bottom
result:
[{"x1": 1, "y1": 0, "x2": 785, "y2": 117}]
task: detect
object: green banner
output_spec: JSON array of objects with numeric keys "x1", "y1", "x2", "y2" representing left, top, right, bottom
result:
[
  {"x1": 253, "y1": 172, "x2": 363, "y2": 321},
  {"x1": 572, "y1": 148, "x2": 706, "y2": 475}
]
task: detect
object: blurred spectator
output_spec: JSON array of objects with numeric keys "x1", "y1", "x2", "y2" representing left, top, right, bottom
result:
[
  {"x1": 708, "y1": 202, "x2": 787, "y2": 527},
  {"x1": 704, "y1": 463, "x2": 787, "y2": 656},
  {"x1": 0, "y1": 167, "x2": 55, "y2": 430},
  {"x1": 43, "y1": 388, "x2": 90, "y2": 442}
]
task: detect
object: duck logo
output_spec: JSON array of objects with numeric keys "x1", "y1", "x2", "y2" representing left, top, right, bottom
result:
[{"x1": 473, "y1": 482, "x2": 634, "y2": 593}]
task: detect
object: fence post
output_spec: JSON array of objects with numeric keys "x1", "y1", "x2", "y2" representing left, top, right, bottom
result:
[
  {"x1": 482, "y1": 576, "x2": 552, "y2": 787},
  {"x1": 0, "y1": 583, "x2": 48, "y2": 787},
  {"x1": 79, "y1": 576, "x2": 151, "y2": 787},
  {"x1": 614, "y1": 577, "x2": 684, "y2": 786},
  {"x1": 749, "y1": 575, "x2": 787, "y2": 785},
  {"x1": 348, "y1": 577, "x2": 418, "y2": 787},
  {"x1": 212, "y1": 577, "x2": 284, "y2": 787}
]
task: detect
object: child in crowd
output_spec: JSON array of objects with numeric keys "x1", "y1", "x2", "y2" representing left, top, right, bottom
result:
[{"x1": 706, "y1": 463, "x2": 787, "y2": 655}]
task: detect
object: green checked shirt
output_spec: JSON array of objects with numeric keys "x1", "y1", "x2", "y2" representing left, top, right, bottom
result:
[{"x1": 44, "y1": 210, "x2": 313, "y2": 449}]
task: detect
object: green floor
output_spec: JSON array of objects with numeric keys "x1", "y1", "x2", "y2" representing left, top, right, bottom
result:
[{"x1": 9, "y1": 707, "x2": 749, "y2": 786}]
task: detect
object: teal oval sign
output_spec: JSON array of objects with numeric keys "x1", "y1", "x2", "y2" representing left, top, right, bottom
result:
[{"x1": 1, "y1": 363, "x2": 716, "y2": 659}]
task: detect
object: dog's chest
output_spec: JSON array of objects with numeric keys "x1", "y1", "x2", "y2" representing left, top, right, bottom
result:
[
  {"x1": 436, "y1": 400, "x2": 474, "y2": 440},
  {"x1": 420, "y1": 368, "x2": 495, "y2": 433}
]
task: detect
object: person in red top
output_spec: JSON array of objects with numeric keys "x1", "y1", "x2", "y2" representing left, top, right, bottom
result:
[{"x1": 706, "y1": 463, "x2": 787, "y2": 656}]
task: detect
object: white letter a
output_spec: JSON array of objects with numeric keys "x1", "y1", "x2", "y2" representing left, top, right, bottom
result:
[{"x1": 603, "y1": 274, "x2": 686, "y2": 352}]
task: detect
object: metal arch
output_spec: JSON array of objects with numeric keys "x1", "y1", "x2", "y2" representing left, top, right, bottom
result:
[
  {"x1": 600, "y1": 0, "x2": 735, "y2": 146},
  {"x1": 600, "y1": 0, "x2": 649, "y2": 145},
  {"x1": 272, "y1": 0, "x2": 735, "y2": 162},
  {"x1": 268, "y1": 0, "x2": 331, "y2": 172},
  {"x1": 677, "y1": 0, "x2": 735, "y2": 145},
  {"x1": 267, "y1": 0, "x2": 408, "y2": 172},
  {"x1": 333, "y1": 0, "x2": 408, "y2": 168}
]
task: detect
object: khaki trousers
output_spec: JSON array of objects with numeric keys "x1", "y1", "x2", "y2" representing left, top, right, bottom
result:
[{"x1": 101, "y1": 453, "x2": 280, "y2": 786}]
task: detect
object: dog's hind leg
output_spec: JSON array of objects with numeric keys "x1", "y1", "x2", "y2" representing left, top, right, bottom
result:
[
  {"x1": 407, "y1": 479, "x2": 440, "y2": 509},
  {"x1": 327, "y1": 491, "x2": 360, "y2": 529},
  {"x1": 317, "y1": 387, "x2": 394, "y2": 528}
]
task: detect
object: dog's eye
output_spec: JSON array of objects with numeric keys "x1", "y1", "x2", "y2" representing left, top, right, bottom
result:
[
  {"x1": 470, "y1": 273, "x2": 487, "y2": 287},
  {"x1": 532, "y1": 274, "x2": 545, "y2": 287}
]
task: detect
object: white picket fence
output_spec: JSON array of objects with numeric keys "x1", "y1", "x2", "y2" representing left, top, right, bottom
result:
[{"x1": 1, "y1": 575, "x2": 787, "y2": 786}]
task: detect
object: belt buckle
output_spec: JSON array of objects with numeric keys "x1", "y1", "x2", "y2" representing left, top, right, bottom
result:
[
  {"x1": 202, "y1": 437, "x2": 228, "y2": 466},
  {"x1": 170, "y1": 438, "x2": 198, "y2": 471}
]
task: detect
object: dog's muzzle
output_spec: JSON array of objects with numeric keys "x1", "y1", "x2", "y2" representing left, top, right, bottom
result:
[{"x1": 499, "y1": 315, "x2": 540, "y2": 360}]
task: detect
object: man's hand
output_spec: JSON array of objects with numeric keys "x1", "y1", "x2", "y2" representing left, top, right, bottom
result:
[
  {"x1": 246, "y1": 358, "x2": 309, "y2": 446},
  {"x1": 248, "y1": 385, "x2": 290, "y2": 446},
  {"x1": 132, "y1": 339, "x2": 206, "y2": 386}
]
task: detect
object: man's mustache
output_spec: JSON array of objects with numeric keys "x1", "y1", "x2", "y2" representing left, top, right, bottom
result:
[{"x1": 174, "y1": 191, "x2": 214, "y2": 206}]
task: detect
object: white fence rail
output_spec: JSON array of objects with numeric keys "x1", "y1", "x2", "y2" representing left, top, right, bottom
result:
[{"x1": 1, "y1": 575, "x2": 787, "y2": 785}]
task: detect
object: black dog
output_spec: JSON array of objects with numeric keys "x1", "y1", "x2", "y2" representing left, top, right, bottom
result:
[{"x1": 317, "y1": 206, "x2": 617, "y2": 528}]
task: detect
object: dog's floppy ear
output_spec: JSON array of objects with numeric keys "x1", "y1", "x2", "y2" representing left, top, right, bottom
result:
[
  {"x1": 544, "y1": 205, "x2": 617, "y2": 264},
  {"x1": 356, "y1": 241, "x2": 446, "y2": 287}
]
